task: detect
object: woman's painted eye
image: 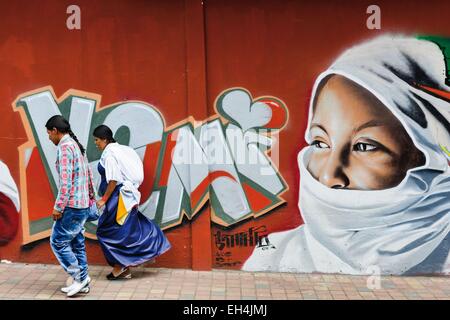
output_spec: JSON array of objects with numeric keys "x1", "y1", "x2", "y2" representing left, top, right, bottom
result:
[
  {"x1": 354, "y1": 142, "x2": 377, "y2": 152},
  {"x1": 311, "y1": 140, "x2": 329, "y2": 149}
]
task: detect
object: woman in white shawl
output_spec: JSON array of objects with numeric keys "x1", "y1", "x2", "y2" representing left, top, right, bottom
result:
[
  {"x1": 0, "y1": 160, "x2": 20, "y2": 245},
  {"x1": 93, "y1": 125, "x2": 171, "y2": 280},
  {"x1": 243, "y1": 35, "x2": 450, "y2": 275}
]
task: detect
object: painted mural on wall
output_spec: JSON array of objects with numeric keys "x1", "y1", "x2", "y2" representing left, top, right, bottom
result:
[
  {"x1": 214, "y1": 224, "x2": 275, "y2": 268},
  {"x1": 243, "y1": 35, "x2": 450, "y2": 275},
  {"x1": 0, "y1": 161, "x2": 20, "y2": 245},
  {"x1": 13, "y1": 87, "x2": 289, "y2": 245}
]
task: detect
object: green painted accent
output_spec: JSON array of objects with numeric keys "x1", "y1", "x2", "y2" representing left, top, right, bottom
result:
[
  {"x1": 192, "y1": 189, "x2": 209, "y2": 212},
  {"x1": 29, "y1": 216, "x2": 53, "y2": 235},
  {"x1": 30, "y1": 217, "x2": 98, "y2": 236},
  {"x1": 114, "y1": 126, "x2": 131, "y2": 146},
  {"x1": 86, "y1": 105, "x2": 118, "y2": 162},
  {"x1": 157, "y1": 188, "x2": 192, "y2": 228},
  {"x1": 59, "y1": 97, "x2": 73, "y2": 121},
  {"x1": 207, "y1": 121, "x2": 287, "y2": 222},
  {"x1": 153, "y1": 186, "x2": 167, "y2": 226},
  {"x1": 64, "y1": 94, "x2": 98, "y2": 163},
  {"x1": 153, "y1": 132, "x2": 169, "y2": 191},
  {"x1": 238, "y1": 174, "x2": 283, "y2": 210},
  {"x1": 215, "y1": 89, "x2": 248, "y2": 130},
  {"x1": 219, "y1": 122, "x2": 244, "y2": 187},
  {"x1": 222, "y1": 123, "x2": 288, "y2": 195},
  {"x1": 194, "y1": 125, "x2": 202, "y2": 141},
  {"x1": 16, "y1": 99, "x2": 58, "y2": 197},
  {"x1": 180, "y1": 189, "x2": 192, "y2": 219},
  {"x1": 84, "y1": 221, "x2": 97, "y2": 234},
  {"x1": 417, "y1": 35, "x2": 450, "y2": 85},
  {"x1": 256, "y1": 128, "x2": 269, "y2": 154},
  {"x1": 154, "y1": 122, "x2": 197, "y2": 227},
  {"x1": 246, "y1": 156, "x2": 289, "y2": 196},
  {"x1": 18, "y1": 89, "x2": 289, "y2": 237},
  {"x1": 209, "y1": 188, "x2": 242, "y2": 225}
]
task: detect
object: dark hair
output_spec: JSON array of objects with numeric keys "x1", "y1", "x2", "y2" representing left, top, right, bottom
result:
[
  {"x1": 93, "y1": 125, "x2": 116, "y2": 144},
  {"x1": 45, "y1": 115, "x2": 86, "y2": 155}
]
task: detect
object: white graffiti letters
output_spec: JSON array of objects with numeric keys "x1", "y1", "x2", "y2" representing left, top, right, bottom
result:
[{"x1": 15, "y1": 87, "x2": 289, "y2": 243}]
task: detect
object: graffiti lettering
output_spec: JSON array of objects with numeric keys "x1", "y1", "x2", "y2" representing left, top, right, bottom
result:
[
  {"x1": 14, "y1": 87, "x2": 289, "y2": 244},
  {"x1": 214, "y1": 226, "x2": 275, "y2": 251},
  {"x1": 214, "y1": 251, "x2": 241, "y2": 267}
]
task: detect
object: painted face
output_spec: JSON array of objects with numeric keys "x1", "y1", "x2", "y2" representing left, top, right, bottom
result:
[
  {"x1": 307, "y1": 75, "x2": 425, "y2": 190},
  {"x1": 94, "y1": 137, "x2": 108, "y2": 151},
  {"x1": 46, "y1": 128, "x2": 60, "y2": 146}
]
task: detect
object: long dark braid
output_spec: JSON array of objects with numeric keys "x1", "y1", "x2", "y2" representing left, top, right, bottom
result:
[
  {"x1": 45, "y1": 115, "x2": 86, "y2": 155},
  {"x1": 68, "y1": 129, "x2": 86, "y2": 156}
]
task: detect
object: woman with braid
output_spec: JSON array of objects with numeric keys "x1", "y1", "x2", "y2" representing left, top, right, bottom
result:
[{"x1": 45, "y1": 115, "x2": 96, "y2": 297}]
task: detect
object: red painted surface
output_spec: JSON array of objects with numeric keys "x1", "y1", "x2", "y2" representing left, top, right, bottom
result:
[
  {"x1": 185, "y1": 0, "x2": 212, "y2": 271},
  {"x1": 26, "y1": 150, "x2": 54, "y2": 221},
  {"x1": 204, "y1": 0, "x2": 450, "y2": 269},
  {"x1": 0, "y1": 0, "x2": 192, "y2": 269},
  {"x1": 0, "y1": 193, "x2": 18, "y2": 245},
  {"x1": 138, "y1": 141, "x2": 162, "y2": 204},
  {"x1": 1, "y1": 0, "x2": 450, "y2": 270}
]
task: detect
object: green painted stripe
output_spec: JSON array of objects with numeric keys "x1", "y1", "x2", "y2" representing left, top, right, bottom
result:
[
  {"x1": 30, "y1": 217, "x2": 99, "y2": 236},
  {"x1": 154, "y1": 186, "x2": 167, "y2": 226},
  {"x1": 84, "y1": 221, "x2": 98, "y2": 234},
  {"x1": 209, "y1": 188, "x2": 236, "y2": 225},
  {"x1": 16, "y1": 100, "x2": 58, "y2": 196},
  {"x1": 29, "y1": 216, "x2": 53, "y2": 235},
  {"x1": 417, "y1": 35, "x2": 450, "y2": 85}
]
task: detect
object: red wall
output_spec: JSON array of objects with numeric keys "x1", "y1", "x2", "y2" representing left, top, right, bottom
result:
[{"x1": 1, "y1": 0, "x2": 449, "y2": 270}]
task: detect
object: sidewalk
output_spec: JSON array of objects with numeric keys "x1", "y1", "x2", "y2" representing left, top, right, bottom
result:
[{"x1": 0, "y1": 262, "x2": 449, "y2": 300}]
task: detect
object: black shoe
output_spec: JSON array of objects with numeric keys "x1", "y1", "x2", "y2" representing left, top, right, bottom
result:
[{"x1": 106, "y1": 268, "x2": 131, "y2": 280}]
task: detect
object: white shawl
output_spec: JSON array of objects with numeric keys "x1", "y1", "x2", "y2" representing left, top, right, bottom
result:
[
  {"x1": 243, "y1": 35, "x2": 450, "y2": 275},
  {"x1": 100, "y1": 143, "x2": 144, "y2": 215}
]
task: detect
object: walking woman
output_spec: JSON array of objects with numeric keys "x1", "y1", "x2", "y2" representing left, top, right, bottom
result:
[
  {"x1": 46, "y1": 115, "x2": 95, "y2": 296},
  {"x1": 93, "y1": 125, "x2": 171, "y2": 280}
]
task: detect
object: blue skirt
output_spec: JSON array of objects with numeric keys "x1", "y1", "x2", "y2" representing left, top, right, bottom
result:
[{"x1": 96, "y1": 185, "x2": 171, "y2": 267}]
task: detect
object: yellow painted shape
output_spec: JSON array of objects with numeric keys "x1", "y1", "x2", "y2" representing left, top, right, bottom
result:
[
  {"x1": 116, "y1": 194, "x2": 129, "y2": 225},
  {"x1": 440, "y1": 144, "x2": 450, "y2": 157}
]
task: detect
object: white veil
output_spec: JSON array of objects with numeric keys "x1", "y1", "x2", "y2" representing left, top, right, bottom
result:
[{"x1": 243, "y1": 35, "x2": 450, "y2": 275}]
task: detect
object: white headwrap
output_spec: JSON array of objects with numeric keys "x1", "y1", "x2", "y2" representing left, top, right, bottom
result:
[{"x1": 243, "y1": 35, "x2": 450, "y2": 275}]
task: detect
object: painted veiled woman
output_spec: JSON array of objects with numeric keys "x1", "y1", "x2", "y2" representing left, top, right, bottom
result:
[
  {"x1": 243, "y1": 35, "x2": 450, "y2": 275},
  {"x1": 0, "y1": 160, "x2": 19, "y2": 245},
  {"x1": 93, "y1": 125, "x2": 171, "y2": 279}
]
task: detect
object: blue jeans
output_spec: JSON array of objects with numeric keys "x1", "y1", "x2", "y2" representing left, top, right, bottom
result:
[
  {"x1": 86, "y1": 203, "x2": 100, "y2": 222},
  {"x1": 50, "y1": 207, "x2": 89, "y2": 282}
]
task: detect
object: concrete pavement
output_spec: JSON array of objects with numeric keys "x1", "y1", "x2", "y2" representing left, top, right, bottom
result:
[{"x1": 0, "y1": 262, "x2": 449, "y2": 300}]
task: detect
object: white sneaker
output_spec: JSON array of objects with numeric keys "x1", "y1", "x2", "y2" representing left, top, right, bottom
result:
[
  {"x1": 66, "y1": 276, "x2": 91, "y2": 297},
  {"x1": 64, "y1": 275, "x2": 92, "y2": 286},
  {"x1": 61, "y1": 285, "x2": 90, "y2": 294},
  {"x1": 61, "y1": 276, "x2": 91, "y2": 293}
]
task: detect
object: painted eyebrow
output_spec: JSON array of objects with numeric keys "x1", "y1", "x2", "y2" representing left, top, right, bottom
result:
[
  {"x1": 309, "y1": 123, "x2": 328, "y2": 134},
  {"x1": 310, "y1": 121, "x2": 387, "y2": 135},
  {"x1": 354, "y1": 120, "x2": 386, "y2": 133}
]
